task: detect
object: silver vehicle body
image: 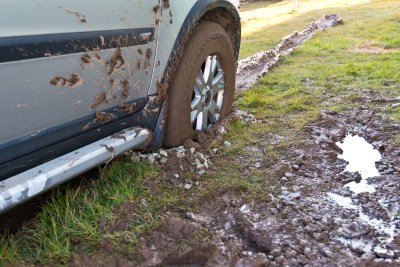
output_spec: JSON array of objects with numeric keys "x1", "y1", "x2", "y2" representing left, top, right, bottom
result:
[{"x1": 0, "y1": 0, "x2": 240, "y2": 212}]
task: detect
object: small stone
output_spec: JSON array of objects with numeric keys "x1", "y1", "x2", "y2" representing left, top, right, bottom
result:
[
  {"x1": 213, "y1": 148, "x2": 218, "y2": 153},
  {"x1": 190, "y1": 147, "x2": 196, "y2": 154},
  {"x1": 297, "y1": 254, "x2": 308, "y2": 265},
  {"x1": 140, "y1": 199, "x2": 147, "y2": 207},
  {"x1": 275, "y1": 256, "x2": 286, "y2": 265},
  {"x1": 174, "y1": 174, "x2": 180, "y2": 179},
  {"x1": 148, "y1": 157, "x2": 156, "y2": 164},
  {"x1": 304, "y1": 215, "x2": 313, "y2": 224},
  {"x1": 204, "y1": 159, "x2": 210, "y2": 169},
  {"x1": 159, "y1": 150, "x2": 168, "y2": 157},
  {"x1": 131, "y1": 154, "x2": 140, "y2": 162},
  {"x1": 224, "y1": 141, "x2": 232, "y2": 147},
  {"x1": 177, "y1": 152, "x2": 186, "y2": 158},
  {"x1": 394, "y1": 166, "x2": 400, "y2": 173},
  {"x1": 199, "y1": 170, "x2": 206, "y2": 175},
  {"x1": 184, "y1": 183, "x2": 192, "y2": 190},
  {"x1": 291, "y1": 164, "x2": 300, "y2": 170},
  {"x1": 374, "y1": 245, "x2": 394, "y2": 259},
  {"x1": 160, "y1": 158, "x2": 168, "y2": 164},
  {"x1": 196, "y1": 164, "x2": 204, "y2": 170},
  {"x1": 285, "y1": 172, "x2": 294, "y2": 178},
  {"x1": 255, "y1": 162, "x2": 261, "y2": 168},
  {"x1": 378, "y1": 165, "x2": 387, "y2": 171}
]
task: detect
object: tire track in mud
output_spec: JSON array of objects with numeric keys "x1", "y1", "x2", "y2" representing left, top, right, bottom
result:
[{"x1": 236, "y1": 14, "x2": 342, "y2": 91}]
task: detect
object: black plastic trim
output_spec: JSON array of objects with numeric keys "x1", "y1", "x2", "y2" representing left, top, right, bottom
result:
[{"x1": 0, "y1": 28, "x2": 155, "y2": 63}]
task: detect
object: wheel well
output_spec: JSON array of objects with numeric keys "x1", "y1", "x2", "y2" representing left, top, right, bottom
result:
[{"x1": 201, "y1": 7, "x2": 241, "y2": 60}]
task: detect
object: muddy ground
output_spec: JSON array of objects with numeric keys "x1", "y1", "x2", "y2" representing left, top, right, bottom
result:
[
  {"x1": 69, "y1": 91, "x2": 400, "y2": 267},
  {"x1": 69, "y1": 15, "x2": 400, "y2": 266}
]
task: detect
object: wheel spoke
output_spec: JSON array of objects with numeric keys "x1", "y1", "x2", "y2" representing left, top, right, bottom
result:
[
  {"x1": 207, "y1": 100, "x2": 220, "y2": 124},
  {"x1": 203, "y1": 56, "x2": 217, "y2": 85},
  {"x1": 212, "y1": 72, "x2": 224, "y2": 87},
  {"x1": 195, "y1": 72, "x2": 207, "y2": 94},
  {"x1": 195, "y1": 110, "x2": 208, "y2": 131},
  {"x1": 215, "y1": 90, "x2": 224, "y2": 107},
  {"x1": 191, "y1": 95, "x2": 202, "y2": 111},
  {"x1": 191, "y1": 108, "x2": 201, "y2": 124}
]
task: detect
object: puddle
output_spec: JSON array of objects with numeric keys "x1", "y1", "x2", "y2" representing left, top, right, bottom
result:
[
  {"x1": 328, "y1": 193, "x2": 398, "y2": 244},
  {"x1": 336, "y1": 135, "x2": 381, "y2": 194}
]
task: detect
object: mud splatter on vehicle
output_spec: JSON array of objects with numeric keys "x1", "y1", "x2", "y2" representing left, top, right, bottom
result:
[
  {"x1": 49, "y1": 74, "x2": 83, "y2": 88},
  {"x1": 91, "y1": 92, "x2": 108, "y2": 109},
  {"x1": 121, "y1": 79, "x2": 130, "y2": 99},
  {"x1": 107, "y1": 48, "x2": 125, "y2": 75}
]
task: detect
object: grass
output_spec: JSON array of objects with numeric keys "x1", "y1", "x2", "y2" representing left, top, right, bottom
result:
[
  {"x1": 1, "y1": 159, "x2": 180, "y2": 265},
  {"x1": 1, "y1": 0, "x2": 400, "y2": 265}
]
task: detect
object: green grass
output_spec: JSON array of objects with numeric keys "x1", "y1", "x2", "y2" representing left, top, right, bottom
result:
[
  {"x1": 1, "y1": 159, "x2": 180, "y2": 265},
  {"x1": 2, "y1": 0, "x2": 400, "y2": 265}
]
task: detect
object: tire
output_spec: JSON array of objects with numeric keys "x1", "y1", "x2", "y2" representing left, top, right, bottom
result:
[{"x1": 163, "y1": 21, "x2": 236, "y2": 147}]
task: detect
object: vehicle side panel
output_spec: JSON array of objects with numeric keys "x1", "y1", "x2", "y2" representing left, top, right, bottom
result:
[{"x1": 0, "y1": 0, "x2": 160, "y2": 177}]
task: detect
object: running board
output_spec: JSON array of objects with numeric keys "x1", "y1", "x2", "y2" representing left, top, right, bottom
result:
[{"x1": 0, "y1": 127, "x2": 151, "y2": 213}]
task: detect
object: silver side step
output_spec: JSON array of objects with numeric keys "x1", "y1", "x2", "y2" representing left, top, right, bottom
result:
[{"x1": 0, "y1": 127, "x2": 151, "y2": 213}]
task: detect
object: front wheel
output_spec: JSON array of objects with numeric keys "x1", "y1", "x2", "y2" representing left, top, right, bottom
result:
[{"x1": 163, "y1": 21, "x2": 236, "y2": 147}]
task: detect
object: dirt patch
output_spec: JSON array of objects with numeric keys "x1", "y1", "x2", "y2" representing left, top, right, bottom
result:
[
  {"x1": 236, "y1": 14, "x2": 342, "y2": 91},
  {"x1": 349, "y1": 45, "x2": 400, "y2": 54}
]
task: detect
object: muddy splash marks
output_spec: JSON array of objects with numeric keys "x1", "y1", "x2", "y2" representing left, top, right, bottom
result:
[
  {"x1": 49, "y1": 74, "x2": 83, "y2": 88},
  {"x1": 91, "y1": 92, "x2": 108, "y2": 109},
  {"x1": 107, "y1": 48, "x2": 125, "y2": 75},
  {"x1": 121, "y1": 80, "x2": 130, "y2": 99}
]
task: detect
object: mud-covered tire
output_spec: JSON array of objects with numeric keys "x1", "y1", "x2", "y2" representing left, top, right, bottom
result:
[{"x1": 163, "y1": 21, "x2": 236, "y2": 147}]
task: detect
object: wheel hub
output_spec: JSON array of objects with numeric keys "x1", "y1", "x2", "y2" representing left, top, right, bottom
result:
[{"x1": 190, "y1": 55, "x2": 226, "y2": 131}]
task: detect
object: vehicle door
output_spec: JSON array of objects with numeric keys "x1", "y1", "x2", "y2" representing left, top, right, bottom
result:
[{"x1": 0, "y1": 0, "x2": 160, "y2": 177}]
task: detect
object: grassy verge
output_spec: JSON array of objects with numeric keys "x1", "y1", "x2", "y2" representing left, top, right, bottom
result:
[
  {"x1": 1, "y1": 0, "x2": 400, "y2": 265},
  {"x1": 1, "y1": 159, "x2": 181, "y2": 265}
]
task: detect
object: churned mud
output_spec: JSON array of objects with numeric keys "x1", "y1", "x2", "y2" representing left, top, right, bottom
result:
[{"x1": 66, "y1": 93, "x2": 400, "y2": 266}]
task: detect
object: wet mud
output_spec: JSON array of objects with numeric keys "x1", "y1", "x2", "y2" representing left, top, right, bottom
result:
[
  {"x1": 62, "y1": 95, "x2": 400, "y2": 266},
  {"x1": 130, "y1": 101, "x2": 400, "y2": 266}
]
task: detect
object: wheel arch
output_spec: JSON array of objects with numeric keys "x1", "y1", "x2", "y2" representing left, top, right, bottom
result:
[
  {"x1": 149, "y1": 0, "x2": 240, "y2": 149},
  {"x1": 200, "y1": 4, "x2": 241, "y2": 60}
]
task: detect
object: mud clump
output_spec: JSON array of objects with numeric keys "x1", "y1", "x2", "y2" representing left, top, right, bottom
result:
[
  {"x1": 119, "y1": 103, "x2": 137, "y2": 114},
  {"x1": 163, "y1": 0, "x2": 170, "y2": 9},
  {"x1": 80, "y1": 53, "x2": 91, "y2": 64},
  {"x1": 144, "y1": 48, "x2": 152, "y2": 71},
  {"x1": 152, "y1": 5, "x2": 160, "y2": 13},
  {"x1": 95, "y1": 111, "x2": 115, "y2": 123},
  {"x1": 91, "y1": 92, "x2": 108, "y2": 109},
  {"x1": 107, "y1": 48, "x2": 125, "y2": 75},
  {"x1": 49, "y1": 73, "x2": 83, "y2": 88},
  {"x1": 121, "y1": 80, "x2": 130, "y2": 99}
]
